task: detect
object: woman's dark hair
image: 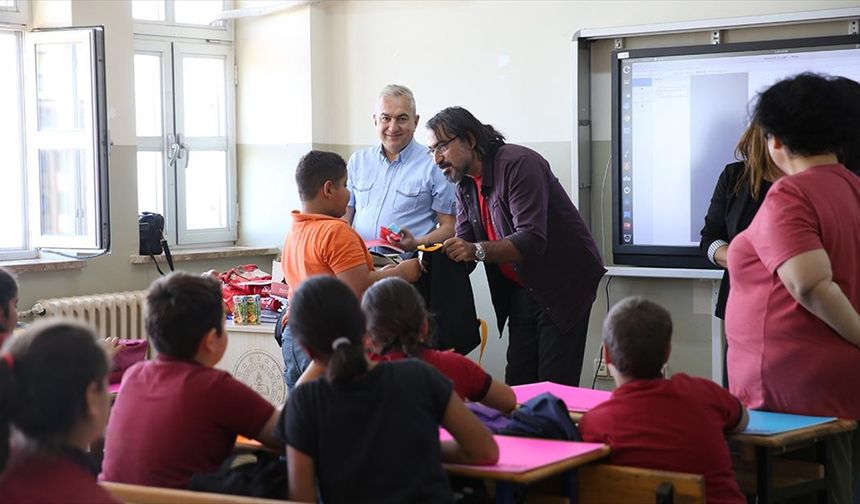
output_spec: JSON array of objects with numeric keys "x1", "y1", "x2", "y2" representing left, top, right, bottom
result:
[
  {"x1": 754, "y1": 73, "x2": 860, "y2": 158},
  {"x1": 145, "y1": 271, "x2": 224, "y2": 360},
  {"x1": 362, "y1": 277, "x2": 430, "y2": 358},
  {"x1": 426, "y1": 107, "x2": 506, "y2": 161},
  {"x1": 831, "y1": 77, "x2": 860, "y2": 175},
  {"x1": 288, "y1": 276, "x2": 367, "y2": 384},
  {"x1": 0, "y1": 267, "x2": 18, "y2": 325},
  {"x1": 603, "y1": 297, "x2": 672, "y2": 379},
  {"x1": 0, "y1": 320, "x2": 108, "y2": 471}
]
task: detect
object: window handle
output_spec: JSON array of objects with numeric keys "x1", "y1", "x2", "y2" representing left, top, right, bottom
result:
[{"x1": 166, "y1": 133, "x2": 181, "y2": 167}]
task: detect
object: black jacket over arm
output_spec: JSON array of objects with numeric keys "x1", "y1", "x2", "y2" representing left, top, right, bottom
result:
[{"x1": 699, "y1": 161, "x2": 772, "y2": 319}]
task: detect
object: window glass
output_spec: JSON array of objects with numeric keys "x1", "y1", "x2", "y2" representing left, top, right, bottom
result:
[
  {"x1": 35, "y1": 42, "x2": 86, "y2": 131},
  {"x1": 174, "y1": 0, "x2": 224, "y2": 26},
  {"x1": 38, "y1": 149, "x2": 87, "y2": 236},
  {"x1": 184, "y1": 150, "x2": 227, "y2": 230},
  {"x1": 137, "y1": 151, "x2": 164, "y2": 216},
  {"x1": 134, "y1": 53, "x2": 162, "y2": 136},
  {"x1": 132, "y1": 0, "x2": 165, "y2": 21},
  {"x1": 182, "y1": 56, "x2": 226, "y2": 137},
  {"x1": 0, "y1": 32, "x2": 24, "y2": 250}
]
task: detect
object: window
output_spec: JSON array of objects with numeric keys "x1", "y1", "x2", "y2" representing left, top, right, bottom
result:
[
  {"x1": 0, "y1": 27, "x2": 109, "y2": 260},
  {"x1": 132, "y1": 0, "x2": 232, "y2": 41},
  {"x1": 133, "y1": 1, "x2": 237, "y2": 246},
  {"x1": 0, "y1": 1, "x2": 28, "y2": 25}
]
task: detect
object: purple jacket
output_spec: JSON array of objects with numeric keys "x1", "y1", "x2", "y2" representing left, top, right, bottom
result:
[{"x1": 455, "y1": 144, "x2": 605, "y2": 333}]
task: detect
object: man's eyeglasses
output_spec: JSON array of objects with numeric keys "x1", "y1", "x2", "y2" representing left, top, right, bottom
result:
[{"x1": 427, "y1": 136, "x2": 458, "y2": 157}]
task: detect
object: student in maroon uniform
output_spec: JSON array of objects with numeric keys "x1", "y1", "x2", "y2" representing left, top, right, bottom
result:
[
  {"x1": 100, "y1": 272, "x2": 280, "y2": 489},
  {"x1": 0, "y1": 321, "x2": 118, "y2": 504},
  {"x1": 579, "y1": 297, "x2": 749, "y2": 504},
  {"x1": 363, "y1": 277, "x2": 515, "y2": 412},
  {"x1": 0, "y1": 267, "x2": 18, "y2": 349}
]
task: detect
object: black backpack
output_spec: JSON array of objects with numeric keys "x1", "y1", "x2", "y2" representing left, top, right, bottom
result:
[
  {"x1": 501, "y1": 392, "x2": 581, "y2": 441},
  {"x1": 188, "y1": 450, "x2": 287, "y2": 500},
  {"x1": 138, "y1": 212, "x2": 174, "y2": 274}
]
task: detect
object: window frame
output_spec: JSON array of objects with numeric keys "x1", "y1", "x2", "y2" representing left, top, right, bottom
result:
[
  {"x1": 133, "y1": 36, "x2": 238, "y2": 247},
  {"x1": 133, "y1": 0, "x2": 234, "y2": 42},
  {"x1": 0, "y1": 0, "x2": 29, "y2": 26},
  {"x1": 23, "y1": 27, "x2": 110, "y2": 253}
]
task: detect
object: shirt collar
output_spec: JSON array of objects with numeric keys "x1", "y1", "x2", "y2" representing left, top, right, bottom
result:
[{"x1": 377, "y1": 137, "x2": 420, "y2": 164}]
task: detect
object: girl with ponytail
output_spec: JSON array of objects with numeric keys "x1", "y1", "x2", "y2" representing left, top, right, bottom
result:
[
  {"x1": 363, "y1": 277, "x2": 515, "y2": 412},
  {"x1": 0, "y1": 321, "x2": 117, "y2": 503},
  {"x1": 283, "y1": 275, "x2": 498, "y2": 503}
]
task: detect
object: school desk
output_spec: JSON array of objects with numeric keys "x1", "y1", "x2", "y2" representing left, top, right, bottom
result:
[
  {"x1": 729, "y1": 416, "x2": 857, "y2": 503},
  {"x1": 441, "y1": 430, "x2": 609, "y2": 504},
  {"x1": 512, "y1": 381, "x2": 611, "y2": 421}
]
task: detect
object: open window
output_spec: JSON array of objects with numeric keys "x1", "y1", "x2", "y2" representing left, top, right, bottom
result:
[{"x1": 0, "y1": 25, "x2": 109, "y2": 260}]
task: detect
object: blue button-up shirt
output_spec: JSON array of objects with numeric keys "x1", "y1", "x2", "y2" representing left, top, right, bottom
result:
[{"x1": 347, "y1": 138, "x2": 456, "y2": 242}]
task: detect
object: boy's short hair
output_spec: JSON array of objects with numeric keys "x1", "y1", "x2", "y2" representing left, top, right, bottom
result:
[
  {"x1": 295, "y1": 150, "x2": 347, "y2": 202},
  {"x1": 603, "y1": 297, "x2": 672, "y2": 379},
  {"x1": 145, "y1": 271, "x2": 224, "y2": 360}
]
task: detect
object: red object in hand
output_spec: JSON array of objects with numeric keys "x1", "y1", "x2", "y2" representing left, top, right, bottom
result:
[{"x1": 379, "y1": 225, "x2": 403, "y2": 243}]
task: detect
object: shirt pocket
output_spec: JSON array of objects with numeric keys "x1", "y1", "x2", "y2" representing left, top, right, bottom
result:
[
  {"x1": 393, "y1": 183, "x2": 430, "y2": 213},
  {"x1": 351, "y1": 179, "x2": 374, "y2": 209}
]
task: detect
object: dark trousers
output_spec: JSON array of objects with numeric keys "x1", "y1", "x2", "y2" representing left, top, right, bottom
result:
[{"x1": 505, "y1": 287, "x2": 592, "y2": 386}]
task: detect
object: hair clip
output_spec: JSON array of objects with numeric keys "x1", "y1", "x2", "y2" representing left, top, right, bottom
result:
[{"x1": 331, "y1": 337, "x2": 351, "y2": 351}]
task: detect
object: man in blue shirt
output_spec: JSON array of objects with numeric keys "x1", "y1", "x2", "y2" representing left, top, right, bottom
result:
[{"x1": 345, "y1": 85, "x2": 456, "y2": 251}]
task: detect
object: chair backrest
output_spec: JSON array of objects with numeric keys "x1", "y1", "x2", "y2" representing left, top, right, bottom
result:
[
  {"x1": 101, "y1": 482, "x2": 291, "y2": 504},
  {"x1": 579, "y1": 464, "x2": 705, "y2": 504}
]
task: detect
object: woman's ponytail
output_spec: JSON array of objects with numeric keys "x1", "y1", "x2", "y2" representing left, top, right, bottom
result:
[{"x1": 326, "y1": 337, "x2": 368, "y2": 384}]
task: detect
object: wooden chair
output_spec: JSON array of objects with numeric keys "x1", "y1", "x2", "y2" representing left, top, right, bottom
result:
[
  {"x1": 101, "y1": 482, "x2": 292, "y2": 504},
  {"x1": 577, "y1": 464, "x2": 705, "y2": 504}
]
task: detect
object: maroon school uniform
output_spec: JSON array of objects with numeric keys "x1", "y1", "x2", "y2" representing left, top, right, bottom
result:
[
  {"x1": 0, "y1": 446, "x2": 119, "y2": 504},
  {"x1": 100, "y1": 355, "x2": 274, "y2": 489},
  {"x1": 372, "y1": 348, "x2": 492, "y2": 402},
  {"x1": 579, "y1": 373, "x2": 745, "y2": 504}
]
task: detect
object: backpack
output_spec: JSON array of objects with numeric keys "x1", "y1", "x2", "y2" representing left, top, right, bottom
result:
[
  {"x1": 500, "y1": 392, "x2": 581, "y2": 441},
  {"x1": 188, "y1": 450, "x2": 287, "y2": 500}
]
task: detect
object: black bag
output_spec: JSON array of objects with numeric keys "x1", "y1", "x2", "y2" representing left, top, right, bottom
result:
[
  {"x1": 138, "y1": 212, "x2": 174, "y2": 274},
  {"x1": 188, "y1": 450, "x2": 288, "y2": 500},
  {"x1": 500, "y1": 392, "x2": 581, "y2": 441}
]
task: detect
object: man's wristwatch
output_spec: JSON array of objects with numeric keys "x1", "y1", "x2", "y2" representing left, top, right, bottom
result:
[{"x1": 474, "y1": 242, "x2": 486, "y2": 262}]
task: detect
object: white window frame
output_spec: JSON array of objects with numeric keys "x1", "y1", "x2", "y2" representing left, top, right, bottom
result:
[
  {"x1": 0, "y1": 25, "x2": 110, "y2": 261},
  {"x1": 0, "y1": 0, "x2": 29, "y2": 26},
  {"x1": 134, "y1": 36, "x2": 238, "y2": 246},
  {"x1": 133, "y1": 0, "x2": 234, "y2": 42}
]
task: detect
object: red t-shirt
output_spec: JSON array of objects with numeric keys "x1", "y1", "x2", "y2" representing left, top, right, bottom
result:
[
  {"x1": 371, "y1": 349, "x2": 492, "y2": 402},
  {"x1": 472, "y1": 175, "x2": 522, "y2": 285},
  {"x1": 100, "y1": 356, "x2": 275, "y2": 488},
  {"x1": 0, "y1": 448, "x2": 119, "y2": 504},
  {"x1": 579, "y1": 374, "x2": 745, "y2": 504},
  {"x1": 726, "y1": 164, "x2": 860, "y2": 418}
]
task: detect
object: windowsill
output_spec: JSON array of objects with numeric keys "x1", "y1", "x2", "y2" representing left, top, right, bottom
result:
[
  {"x1": 1, "y1": 257, "x2": 87, "y2": 274},
  {"x1": 130, "y1": 245, "x2": 280, "y2": 265}
]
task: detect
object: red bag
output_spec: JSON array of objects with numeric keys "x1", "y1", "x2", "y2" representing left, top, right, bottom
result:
[{"x1": 108, "y1": 339, "x2": 149, "y2": 385}]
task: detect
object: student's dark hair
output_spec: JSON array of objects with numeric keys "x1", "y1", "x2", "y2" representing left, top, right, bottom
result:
[
  {"x1": 831, "y1": 77, "x2": 860, "y2": 175},
  {"x1": 288, "y1": 276, "x2": 367, "y2": 384},
  {"x1": 0, "y1": 267, "x2": 18, "y2": 323},
  {"x1": 295, "y1": 150, "x2": 347, "y2": 202},
  {"x1": 426, "y1": 107, "x2": 506, "y2": 161},
  {"x1": 362, "y1": 277, "x2": 431, "y2": 358},
  {"x1": 0, "y1": 320, "x2": 108, "y2": 471},
  {"x1": 754, "y1": 73, "x2": 860, "y2": 158},
  {"x1": 145, "y1": 271, "x2": 224, "y2": 360},
  {"x1": 603, "y1": 297, "x2": 672, "y2": 379}
]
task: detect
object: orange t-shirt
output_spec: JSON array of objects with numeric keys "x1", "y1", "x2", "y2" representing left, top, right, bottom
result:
[{"x1": 281, "y1": 211, "x2": 374, "y2": 299}]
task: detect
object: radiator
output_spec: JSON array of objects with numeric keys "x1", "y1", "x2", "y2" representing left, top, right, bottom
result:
[{"x1": 33, "y1": 291, "x2": 148, "y2": 340}]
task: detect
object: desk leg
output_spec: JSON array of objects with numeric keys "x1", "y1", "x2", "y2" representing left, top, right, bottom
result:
[
  {"x1": 563, "y1": 468, "x2": 579, "y2": 504},
  {"x1": 494, "y1": 481, "x2": 516, "y2": 504},
  {"x1": 756, "y1": 446, "x2": 773, "y2": 504},
  {"x1": 817, "y1": 438, "x2": 829, "y2": 504}
]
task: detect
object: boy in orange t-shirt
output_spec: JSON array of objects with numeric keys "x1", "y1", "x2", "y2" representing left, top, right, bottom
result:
[{"x1": 280, "y1": 150, "x2": 421, "y2": 389}]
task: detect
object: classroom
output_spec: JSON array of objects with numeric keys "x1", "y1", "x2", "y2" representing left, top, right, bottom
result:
[{"x1": 1, "y1": 0, "x2": 859, "y2": 503}]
